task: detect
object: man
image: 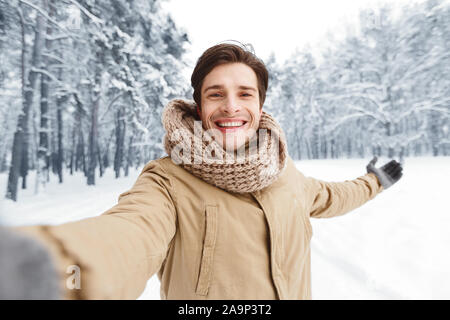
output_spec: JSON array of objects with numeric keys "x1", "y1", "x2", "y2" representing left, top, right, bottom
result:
[{"x1": 12, "y1": 42, "x2": 403, "y2": 300}]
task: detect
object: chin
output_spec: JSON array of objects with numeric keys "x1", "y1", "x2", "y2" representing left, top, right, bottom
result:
[{"x1": 221, "y1": 137, "x2": 247, "y2": 152}]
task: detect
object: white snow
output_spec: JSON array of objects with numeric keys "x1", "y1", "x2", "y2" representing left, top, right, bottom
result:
[{"x1": 0, "y1": 156, "x2": 449, "y2": 299}]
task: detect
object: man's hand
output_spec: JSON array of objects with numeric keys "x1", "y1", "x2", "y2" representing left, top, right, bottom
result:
[
  {"x1": 0, "y1": 226, "x2": 60, "y2": 299},
  {"x1": 366, "y1": 156, "x2": 403, "y2": 190}
]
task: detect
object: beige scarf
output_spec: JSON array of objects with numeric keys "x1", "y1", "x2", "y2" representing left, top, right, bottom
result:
[{"x1": 162, "y1": 99, "x2": 288, "y2": 193}]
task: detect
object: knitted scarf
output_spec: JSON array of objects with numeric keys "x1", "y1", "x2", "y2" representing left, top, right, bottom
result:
[{"x1": 162, "y1": 99, "x2": 288, "y2": 193}]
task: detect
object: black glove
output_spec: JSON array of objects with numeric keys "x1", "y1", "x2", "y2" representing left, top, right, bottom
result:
[
  {"x1": 0, "y1": 226, "x2": 60, "y2": 299},
  {"x1": 366, "y1": 156, "x2": 403, "y2": 190}
]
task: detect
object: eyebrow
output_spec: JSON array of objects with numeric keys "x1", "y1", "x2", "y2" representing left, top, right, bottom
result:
[{"x1": 203, "y1": 85, "x2": 257, "y2": 93}]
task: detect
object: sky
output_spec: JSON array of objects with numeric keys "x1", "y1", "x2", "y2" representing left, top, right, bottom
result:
[{"x1": 160, "y1": 0, "x2": 421, "y2": 78}]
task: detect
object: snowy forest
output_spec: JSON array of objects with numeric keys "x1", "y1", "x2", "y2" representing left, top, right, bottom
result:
[
  {"x1": 264, "y1": 0, "x2": 450, "y2": 162},
  {"x1": 0, "y1": 0, "x2": 449, "y2": 202}
]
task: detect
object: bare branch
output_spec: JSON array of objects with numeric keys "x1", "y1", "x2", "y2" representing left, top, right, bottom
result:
[
  {"x1": 19, "y1": 0, "x2": 77, "y2": 39},
  {"x1": 68, "y1": 0, "x2": 103, "y2": 25}
]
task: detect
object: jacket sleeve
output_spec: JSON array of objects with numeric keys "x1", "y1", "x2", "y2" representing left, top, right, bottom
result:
[
  {"x1": 12, "y1": 160, "x2": 177, "y2": 300},
  {"x1": 305, "y1": 172, "x2": 384, "y2": 219}
]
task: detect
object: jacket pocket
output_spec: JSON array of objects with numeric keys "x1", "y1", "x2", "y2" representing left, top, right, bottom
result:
[{"x1": 195, "y1": 205, "x2": 218, "y2": 296}]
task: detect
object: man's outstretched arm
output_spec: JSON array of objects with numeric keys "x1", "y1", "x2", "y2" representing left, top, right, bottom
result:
[
  {"x1": 11, "y1": 160, "x2": 177, "y2": 299},
  {"x1": 305, "y1": 157, "x2": 403, "y2": 219}
]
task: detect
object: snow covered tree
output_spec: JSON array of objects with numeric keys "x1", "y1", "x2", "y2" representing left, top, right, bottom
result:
[
  {"x1": 315, "y1": 0, "x2": 449, "y2": 160},
  {"x1": 3, "y1": 0, "x2": 190, "y2": 200},
  {"x1": 6, "y1": 0, "x2": 46, "y2": 200},
  {"x1": 264, "y1": 0, "x2": 449, "y2": 161}
]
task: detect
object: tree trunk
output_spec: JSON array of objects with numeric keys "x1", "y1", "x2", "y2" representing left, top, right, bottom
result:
[
  {"x1": 114, "y1": 109, "x2": 125, "y2": 178},
  {"x1": 87, "y1": 62, "x2": 102, "y2": 185},
  {"x1": 38, "y1": 0, "x2": 53, "y2": 185},
  {"x1": 6, "y1": 5, "x2": 44, "y2": 201},
  {"x1": 103, "y1": 129, "x2": 114, "y2": 170},
  {"x1": 69, "y1": 124, "x2": 75, "y2": 175},
  {"x1": 76, "y1": 130, "x2": 86, "y2": 174},
  {"x1": 97, "y1": 141, "x2": 103, "y2": 177},
  {"x1": 56, "y1": 84, "x2": 64, "y2": 183},
  {"x1": 0, "y1": 115, "x2": 10, "y2": 172},
  {"x1": 38, "y1": 47, "x2": 51, "y2": 185},
  {"x1": 54, "y1": 50, "x2": 67, "y2": 183},
  {"x1": 124, "y1": 135, "x2": 133, "y2": 177},
  {"x1": 87, "y1": 103, "x2": 98, "y2": 185}
]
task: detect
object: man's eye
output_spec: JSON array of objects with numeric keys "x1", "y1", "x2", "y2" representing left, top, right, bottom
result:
[
  {"x1": 241, "y1": 93, "x2": 252, "y2": 97},
  {"x1": 209, "y1": 93, "x2": 221, "y2": 97}
]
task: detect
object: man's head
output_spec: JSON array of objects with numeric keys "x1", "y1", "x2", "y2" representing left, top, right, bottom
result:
[{"x1": 191, "y1": 43, "x2": 269, "y2": 150}]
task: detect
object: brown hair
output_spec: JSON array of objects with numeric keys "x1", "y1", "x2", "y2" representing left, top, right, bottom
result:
[{"x1": 191, "y1": 41, "x2": 269, "y2": 109}]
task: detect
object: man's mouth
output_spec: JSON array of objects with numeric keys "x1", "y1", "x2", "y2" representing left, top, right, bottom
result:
[
  {"x1": 213, "y1": 119, "x2": 248, "y2": 133},
  {"x1": 215, "y1": 120, "x2": 247, "y2": 128}
]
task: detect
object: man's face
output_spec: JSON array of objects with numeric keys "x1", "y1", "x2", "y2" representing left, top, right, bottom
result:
[{"x1": 199, "y1": 62, "x2": 262, "y2": 151}]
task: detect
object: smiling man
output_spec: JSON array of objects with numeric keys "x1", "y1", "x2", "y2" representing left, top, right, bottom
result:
[
  {"x1": 11, "y1": 42, "x2": 403, "y2": 300},
  {"x1": 198, "y1": 62, "x2": 262, "y2": 150}
]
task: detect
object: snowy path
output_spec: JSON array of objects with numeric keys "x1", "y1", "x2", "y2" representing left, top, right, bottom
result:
[{"x1": 1, "y1": 156, "x2": 449, "y2": 299}]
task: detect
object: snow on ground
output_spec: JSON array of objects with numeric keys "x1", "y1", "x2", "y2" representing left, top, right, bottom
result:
[
  {"x1": 299, "y1": 156, "x2": 450, "y2": 299},
  {"x1": 0, "y1": 156, "x2": 449, "y2": 299}
]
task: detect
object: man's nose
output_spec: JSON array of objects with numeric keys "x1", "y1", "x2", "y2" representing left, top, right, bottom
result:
[{"x1": 221, "y1": 97, "x2": 241, "y2": 114}]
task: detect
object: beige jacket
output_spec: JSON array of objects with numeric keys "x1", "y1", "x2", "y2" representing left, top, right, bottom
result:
[{"x1": 14, "y1": 156, "x2": 383, "y2": 299}]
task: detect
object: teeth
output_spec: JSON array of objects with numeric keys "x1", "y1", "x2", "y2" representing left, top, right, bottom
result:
[{"x1": 217, "y1": 121, "x2": 244, "y2": 127}]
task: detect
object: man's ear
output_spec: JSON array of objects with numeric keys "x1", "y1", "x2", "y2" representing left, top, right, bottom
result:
[{"x1": 196, "y1": 105, "x2": 201, "y2": 119}]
